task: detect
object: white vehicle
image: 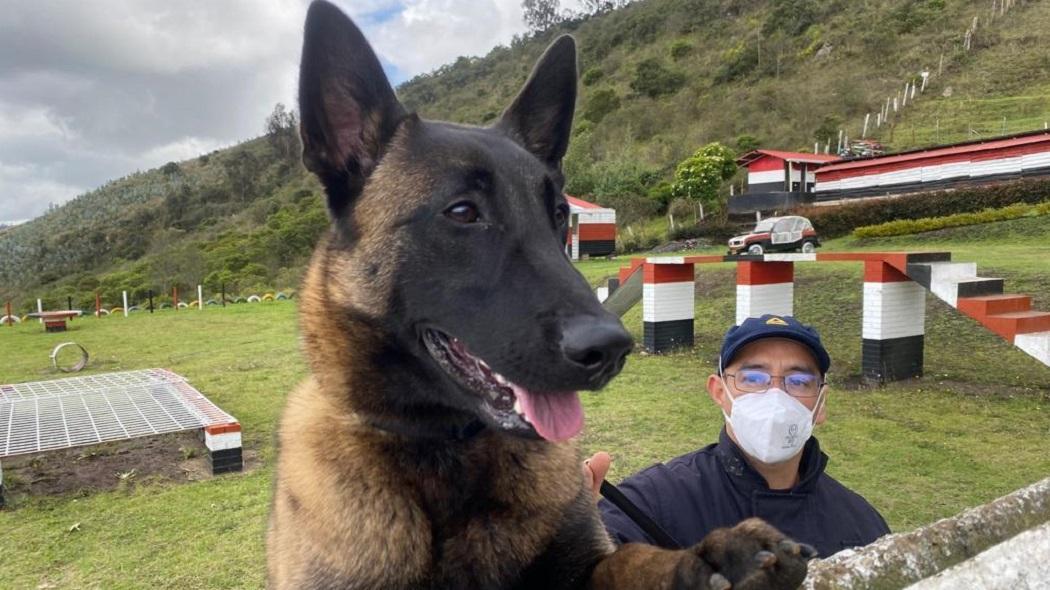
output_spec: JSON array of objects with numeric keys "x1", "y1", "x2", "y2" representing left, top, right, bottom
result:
[{"x1": 728, "y1": 216, "x2": 821, "y2": 256}]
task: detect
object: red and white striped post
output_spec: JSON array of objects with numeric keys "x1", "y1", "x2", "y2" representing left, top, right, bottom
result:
[
  {"x1": 95, "y1": 292, "x2": 101, "y2": 317},
  {"x1": 862, "y1": 260, "x2": 926, "y2": 382},
  {"x1": 173, "y1": 286, "x2": 179, "y2": 311},
  {"x1": 642, "y1": 261, "x2": 695, "y2": 353},
  {"x1": 735, "y1": 261, "x2": 794, "y2": 325}
]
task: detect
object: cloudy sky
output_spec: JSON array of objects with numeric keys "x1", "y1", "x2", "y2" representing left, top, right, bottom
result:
[{"x1": 0, "y1": 0, "x2": 589, "y2": 225}]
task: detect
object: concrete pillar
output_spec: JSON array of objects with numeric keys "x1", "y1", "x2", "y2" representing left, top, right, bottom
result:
[
  {"x1": 642, "y1": 262, "x2": 695, "y2": 353},
  {"x1": 736, "y1": 261, "x2": 794, "y2": 325},
  {"x1": 862, "y1": 261, "x2": 926, "y2": 382},
  {"x1": 204, "y1": 423, "x2": 243, "y2": 475}
]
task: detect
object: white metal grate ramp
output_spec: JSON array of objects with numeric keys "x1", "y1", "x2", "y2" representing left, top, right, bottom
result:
[{"x1": 0, "y1": 369, "x2": 237, "y2": 458}]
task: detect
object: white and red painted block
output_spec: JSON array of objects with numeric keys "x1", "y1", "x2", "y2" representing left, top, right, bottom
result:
[
  {"x1": 735, "y1": 261, "x2": 794, "y2": 325},
  {"x1": 642, "y1": 262, "x2": 695, "y2": 352},
  {"x1": 204, "y1": 422, "x2": 243, "y2": 475}
]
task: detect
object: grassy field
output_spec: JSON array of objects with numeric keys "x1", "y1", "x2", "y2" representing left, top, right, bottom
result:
[{"x1": 2, "y1": 219, "x2": 1050, "y2": 589}]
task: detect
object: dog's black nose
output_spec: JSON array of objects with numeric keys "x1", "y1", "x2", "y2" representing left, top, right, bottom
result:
[{"x1": 561, "y1": 316, "x2": 633, "y2": 385}]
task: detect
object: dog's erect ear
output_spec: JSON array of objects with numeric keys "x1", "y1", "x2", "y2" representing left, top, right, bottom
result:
[
  {"x1": 497, "y1": 35, "x2": 577, "y2": 170},
  {"x1": 299, "y1": 0, "x2": 407, "y2": 215}
]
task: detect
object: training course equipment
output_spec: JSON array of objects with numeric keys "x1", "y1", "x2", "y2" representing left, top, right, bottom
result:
[
  {"x1": 0, "y1": 369, "x2": 243, "y2": 506},
  {"x1": 26, "y1": 310, "x2": 83, "y2": 333}
]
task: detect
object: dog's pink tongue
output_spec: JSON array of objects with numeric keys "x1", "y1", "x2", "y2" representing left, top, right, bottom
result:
[{"x1": 512, "y1": 385, "x2": 583, "y2": 442}]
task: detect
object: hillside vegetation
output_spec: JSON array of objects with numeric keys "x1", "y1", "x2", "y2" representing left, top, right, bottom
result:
[{"x1": 3, "y1": 0, "x2": 1049, "y2": 309}]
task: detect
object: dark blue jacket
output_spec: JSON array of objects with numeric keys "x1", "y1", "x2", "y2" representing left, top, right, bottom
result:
[{"x1": 599, "y1": 429, "x2": 890, "y2": 557}]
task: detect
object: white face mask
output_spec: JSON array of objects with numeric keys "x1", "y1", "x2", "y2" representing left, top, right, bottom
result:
[{"x1": 721, "y1": 381, "x2": 824, "y2": 465}]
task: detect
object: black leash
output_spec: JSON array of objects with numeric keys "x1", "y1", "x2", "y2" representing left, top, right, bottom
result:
[{"x1": 599, "y1": 479, "x2": 682, "y2": 549}]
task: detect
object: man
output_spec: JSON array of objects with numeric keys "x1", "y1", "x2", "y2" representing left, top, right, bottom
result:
[{"x1": 586, "y1": 314, "x2": 889, "y2": 558}]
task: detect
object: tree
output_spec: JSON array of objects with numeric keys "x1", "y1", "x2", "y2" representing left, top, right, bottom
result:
[
  {"x1": 670, "y1": 143, "x2": 738, "y2": 221},
  {"x1": 522, "y1": 0, "x2": 561, "y2": 33},
  {"x1": 265, "y1": 103, "x2": 300, "y2": 164},
  {"x1": 222, "y1": 150, "x2": 260, "y2": 202}
]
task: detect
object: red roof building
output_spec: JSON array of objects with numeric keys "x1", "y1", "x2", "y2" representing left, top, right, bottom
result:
[{"x1": 566, "y1": 195, "x2": 616, "y2": 260}]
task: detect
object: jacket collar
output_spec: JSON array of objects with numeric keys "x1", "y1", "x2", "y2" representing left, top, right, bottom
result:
[{"x1": 714, "y1": 427, "x2": 828, "y2": 495}]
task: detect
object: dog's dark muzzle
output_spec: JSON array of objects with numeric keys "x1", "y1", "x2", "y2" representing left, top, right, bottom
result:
[{"x1": 559, "y1": 315, "x2": 633, "y2": 388}]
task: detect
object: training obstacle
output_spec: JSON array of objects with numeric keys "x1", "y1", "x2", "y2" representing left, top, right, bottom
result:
[
  {"x1": 604, "y1": 251, "x2": 1050, "y2": 381},
  {"x1": 0, "y1": 369, "x2": 242, "y2": 506}
]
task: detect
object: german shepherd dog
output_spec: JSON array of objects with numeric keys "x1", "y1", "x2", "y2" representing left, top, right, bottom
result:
[{"x1": 268, "y1": 2, "x2": 811, "y2": 588}]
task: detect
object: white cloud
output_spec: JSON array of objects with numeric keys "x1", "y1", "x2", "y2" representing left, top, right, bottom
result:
[{"x1": 0, "y1": 0, "x2": 596, "y2": 222}]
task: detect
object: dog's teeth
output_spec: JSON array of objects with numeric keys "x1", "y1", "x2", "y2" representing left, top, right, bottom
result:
[
  {"x1": 494, "y1": 373, "x2": 507, "y2": 386},
  {"x1": 513, "y1": 398, "x2": 523, "y2": 414}
]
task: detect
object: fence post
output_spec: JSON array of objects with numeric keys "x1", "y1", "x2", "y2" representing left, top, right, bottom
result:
[
  {"x1": 174, "y1": 286, "x2": 179, "y2": 311},
  {"x1": 221, "y1": 283, "x2": 226, "y2": 308},
  {"x1": 4, "y1": 301, "x2": 10, "y2": 327},
  {"x1": 67, "y1": 296, "x2": 72, "y2": 311},
  {"x1": 198, "y1": 285, "x2": 203, "y2": 311},
  {"x1": 122, "y1": 291, "x2": 129, "y2": 317},
  {"x1": 37, "y1": 298, "x2": 43, "y2": 323},
  {"x1": 95, "y1": 292, "x2": 101, "y2": 318},
  {"x1": 148, "y1": 290, "x2": 154, "y2": 313}
]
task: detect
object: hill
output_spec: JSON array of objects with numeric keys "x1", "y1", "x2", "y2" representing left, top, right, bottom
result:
[{"x1": 3, "y1": 0, "x2": 1050, "y2": 309}]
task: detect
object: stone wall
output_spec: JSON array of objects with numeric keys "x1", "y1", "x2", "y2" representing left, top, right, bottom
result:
[{"x1": 802, "y1": 475, "x2": 1050, "y2": 589}]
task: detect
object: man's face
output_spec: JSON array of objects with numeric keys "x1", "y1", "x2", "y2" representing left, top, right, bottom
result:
[{"x1": 707, "y1": 337, "x2": 828, "y2": 429}]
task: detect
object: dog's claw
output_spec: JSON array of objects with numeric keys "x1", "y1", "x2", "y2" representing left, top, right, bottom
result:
[
  {"x1": 709, "y1": 573, "x2": 732, "y2": 590},
  {"x1": 799, "y1": 543, "x2": 818, "y2": 560},
  {"x1": 755, "y1": 550, "x2": 777, "y2": 568},
  {"x1": 777, "y1": 539, "x2": 802, "y2": 557}
]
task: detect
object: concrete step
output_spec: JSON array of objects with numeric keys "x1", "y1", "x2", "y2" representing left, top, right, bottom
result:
[
  {"x1": 958, "y1": 294, "x2": 1032, "y2": 317},
  {"x1": 1015, "y1": 331, "x2": 1050, "y2": 366},
  {"x1": 981, "y1": 311, "x2": 1050, "y2": 341},
  {"x1": 953, "y1": 277, "x2": 1005, "y2": 300}
]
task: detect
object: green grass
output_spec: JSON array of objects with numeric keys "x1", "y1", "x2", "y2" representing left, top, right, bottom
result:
[{"x1": 3, "y1": 221, "x2": 1050, "y2": 588}]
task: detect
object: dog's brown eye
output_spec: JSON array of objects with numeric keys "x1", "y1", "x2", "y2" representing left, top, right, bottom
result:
[{"x1": 445, "y1": 201, "x2": 480, "y2": 224}]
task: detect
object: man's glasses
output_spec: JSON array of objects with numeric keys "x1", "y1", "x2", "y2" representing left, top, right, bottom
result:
[{"x1": 723, "y1": 369, "x2": 824, "y2": 398}]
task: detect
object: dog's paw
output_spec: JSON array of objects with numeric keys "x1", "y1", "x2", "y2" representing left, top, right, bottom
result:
[{"x1": 672, "y1": 518, "x2": 815, "y2": 590}]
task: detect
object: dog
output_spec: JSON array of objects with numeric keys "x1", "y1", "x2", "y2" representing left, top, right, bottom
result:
[{"x1": 267, "y1": 2, "x2": 811, "y2": 588}]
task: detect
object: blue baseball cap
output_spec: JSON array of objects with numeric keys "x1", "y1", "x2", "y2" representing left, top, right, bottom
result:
[{"x1": 719, "y1": 315, "x2": 831, "y2": 375}]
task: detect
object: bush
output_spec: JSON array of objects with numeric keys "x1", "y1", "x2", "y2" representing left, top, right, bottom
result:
[
  {"x1": 669, "y1": 40, "x2": 693, "y2": 60},
  {"x1": 668, "y1": 218, "x2": 739, "y2": 242},
  {"x1": 853, "y1": 201, "x2": 1050, "y2": 238},
  {"x1": 582, "y1": 68, "x2": 604, "y2": 86},
  {"x1": 616, "y1": 225, "x2": 663, "y2": 254},
  {"x1": 796, "y1": 178, "x2": 1050, "y2": 238},
  {"x1": 582, "y1": 88, "x2": 621, "y2": 124},
  {"x1": 630, "y1": 58, "x2": 686, "y2": 98}
]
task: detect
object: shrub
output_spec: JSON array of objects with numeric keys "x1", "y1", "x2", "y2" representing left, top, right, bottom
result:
[
  {"x1": 669, "y1": 40, "x2": 693, "y2": 61},
  {"x1": 582, "y1": 88, "x2": 621, "y2": 124},
  {"x1": 630, "y1": 58, "x2": 686, "y2": 98},
  {"x1": 668, "y1": 218, "x2": 739, "y2": 242},
  {"x1": 647, "y1": 181, "x2": 675, "y2": 210},
  {"x1": 582, "y1": 68, "x2": 605, "y2": 86},
  {"x1": 735, "y1": 134, "x2": 761, "y2": 154},
  {"x1": 853, "y1": 201, "x2": 1050, "y2": 238},
  {"x1": 795, "y1": 178, "x2": 1050, "y2": 238}
]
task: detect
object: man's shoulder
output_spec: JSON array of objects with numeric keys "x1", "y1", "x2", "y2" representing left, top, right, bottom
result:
[
  {"x1": 630, "y1": 443, "x2": 722, "y2": 484},
  {"x1": 816, "y1": 472, "x2": 890, "y2": 530}
]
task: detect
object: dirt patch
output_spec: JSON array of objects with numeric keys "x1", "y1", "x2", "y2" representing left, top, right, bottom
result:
[{"x1": 1, "y1": 431, "x2": 260, "y2": 507}]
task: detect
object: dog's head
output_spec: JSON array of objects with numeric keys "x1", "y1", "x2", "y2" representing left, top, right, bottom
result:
[{"x1": 298, "y1": 1, "x2": 632, "y2": 442}]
